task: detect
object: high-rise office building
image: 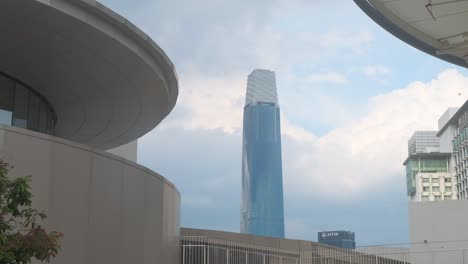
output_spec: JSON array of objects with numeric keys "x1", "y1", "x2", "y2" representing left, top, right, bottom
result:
[
  {"x1": 241, "y1": 69, "x2": 285, "y2": 238},
  {"x1": 438, "y1": 101, "x2": 468, "y2": 199},
  {"x1": 404, "y1": 131, "x2": 455, "y2": 202}
]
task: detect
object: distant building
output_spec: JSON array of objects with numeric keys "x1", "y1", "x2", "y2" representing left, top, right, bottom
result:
[
  {"x1": 318, "y1": 231, "x2": 356, "y2": 249},
  {"x1": 241, "y1": 69, "x2": 285, "y2": 238},
  {"x1": 408, "y1": 131, "x2": 440, "y2": 155},
  {"x1": 438, "y1": 101, "x2": 468, "y2": 199},
  {"x1": 404, "y1": 131, "x2": 455, "y2": 202}
]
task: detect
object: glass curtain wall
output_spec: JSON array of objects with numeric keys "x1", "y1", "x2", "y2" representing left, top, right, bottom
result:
[
  {"x1": 406, "y1": 156, "x2": 449, "y2": 196},
  {"x1": 241, "y1": 102, "x2": 285, "y2": 238},
  {"x1": 0, "y1": 73, "x2": 55, "y2": 135}
]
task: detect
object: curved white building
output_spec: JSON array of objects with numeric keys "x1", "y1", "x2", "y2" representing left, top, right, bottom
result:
[
  {"x1": 354, "y1": 0, "x2": 468, "y2": 68},
  {"x1": 0, "y1": 0, "x2": 180, "y2": 263}
]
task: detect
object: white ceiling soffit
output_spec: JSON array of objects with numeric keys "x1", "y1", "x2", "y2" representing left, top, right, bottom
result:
[{"x1": 357, "y1": 0, "x2": 468, "y2": 66}]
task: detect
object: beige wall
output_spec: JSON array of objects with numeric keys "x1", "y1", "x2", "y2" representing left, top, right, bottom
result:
[
  {"x1": 108, "y1": 140, "x2": 138, "y2": 162},
  {"x1": 0, "y1": 125, "x2": 180, "y2": 264},
  {"x1": 409, "y1": 200, "x2": 468, "y2": 264}
]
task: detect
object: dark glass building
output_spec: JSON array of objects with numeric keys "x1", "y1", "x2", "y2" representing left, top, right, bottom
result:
[
  {"x1": 318, "y1": 231, "x2": 356, "y2": 249},
  {"x1": 241, "y1": 69, "x2": 285, "y2": 238}
]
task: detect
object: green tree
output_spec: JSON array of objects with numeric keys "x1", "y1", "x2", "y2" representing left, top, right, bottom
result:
[{"x1": 0, "y1": 160, "x2": 62, "y2": 263}]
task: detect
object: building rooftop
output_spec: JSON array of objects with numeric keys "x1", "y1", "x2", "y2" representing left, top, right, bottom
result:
[
  {"x1": 245, "y1": 69, "x2": 278, "y2": 106},
  {"x1": 408, "y1": 131, "x2": 440, "y2": 155},
  {"x1": 437, "y1": 100, "x2": 468, "y2": 136}
]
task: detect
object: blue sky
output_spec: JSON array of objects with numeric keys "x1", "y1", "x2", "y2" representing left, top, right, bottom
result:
[{"x1": 101, "y1": 0, "x2": 468, "y2": 246}]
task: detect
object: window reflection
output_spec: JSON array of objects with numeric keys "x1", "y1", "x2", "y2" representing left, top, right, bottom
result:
[
  {"x1": 0, "y1": 110, "x2": 12, "y2": 126},
  {"x1": 0, "y1": 73, "x2": 56, "y2": 135},
  {"x1": 12, "y1": 84, "x2": 28, "y2": 128}
]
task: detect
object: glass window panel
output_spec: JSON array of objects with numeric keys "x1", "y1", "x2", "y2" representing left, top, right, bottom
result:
[
  {"x1": 46, "y1": 109, "x2": 54, "y2": 135},
  {"x1": 0, "y1": 75, "x2": 14, "y2": 126},
  {"x1": 38, "y1": 101, "x2": 48, "y2": 132},
  {"x1": 0, "y1": 75, "x2": 14, "y2": 111},
  {"x1": 0, "y1": 73, "x2": 54, "y2": 135},
  {"x1": 27, "y1": 93, "x2": 40, "y2": 132},
  {"x1": 12, "y1": 84, "x2": 29, "y2": 128},
  {"x1": 0, "y1": 110, "x2": 12, "y2": 126}
]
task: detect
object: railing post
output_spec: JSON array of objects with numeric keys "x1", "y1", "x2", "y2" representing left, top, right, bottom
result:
[
  {"x1": 182, "y1": 246, "x2": 185, "y2": 264},
  {"x1": 204, "y1": 246, "x2": 206, "y2": 264}
]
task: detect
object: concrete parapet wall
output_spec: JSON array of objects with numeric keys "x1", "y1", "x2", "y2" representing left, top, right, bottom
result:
[{"x1": 0, "y1": 125, "x2": 180, "y2": 264}]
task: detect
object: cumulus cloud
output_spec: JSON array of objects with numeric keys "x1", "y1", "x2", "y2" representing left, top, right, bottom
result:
[
  {"x1": 319, "y1": 30, "x2": 374, "y2": 57},
  {"x1": 351, "y1": 64, "x2": 392, "y2": 85},
  {"x1": 306, "y1": 71, "x2": 349, "y2": 84},
  {"x1": 361, "y1": 65, "x2": 391, "y2": 77},
  {"x1": 162, "y1": 73, "x2": 245, "y2": 133},
  {"x1": 158, "y1": 69, "x2": 468, "y2": 200},
  {"x1": 283, "y1": 69, "x2": 468, "y2": 199}
]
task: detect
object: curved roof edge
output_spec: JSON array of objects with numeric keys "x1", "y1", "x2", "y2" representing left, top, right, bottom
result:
[
  {"x1": 0, "y1": 0, "x2": 180, "y2": 149},
  {"x1": 353, "y1": 0, "x2": 468, "y2": 69},
  {"x1": 76, "y1": 0, "x2": 179, "y2": 115}
]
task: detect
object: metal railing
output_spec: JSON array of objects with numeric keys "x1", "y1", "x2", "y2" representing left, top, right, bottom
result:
[{"x1": 181, "y1": 236, "x2": 468, "y2": 264}]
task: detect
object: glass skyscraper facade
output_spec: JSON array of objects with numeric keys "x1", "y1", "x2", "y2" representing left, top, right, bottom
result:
[{"x1": 241, "y1": 69, "x2": 285, "y2": 238}]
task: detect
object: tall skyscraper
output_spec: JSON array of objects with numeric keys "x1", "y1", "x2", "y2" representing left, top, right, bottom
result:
[{"x1": 241, "y1": 69, "x2": 285, "y2": 238}]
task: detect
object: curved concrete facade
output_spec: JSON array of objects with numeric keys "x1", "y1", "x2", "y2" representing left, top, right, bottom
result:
[
  {"x1": 0, "y1": 125, "x2": 180, "y2": 264},
  {"x1": 0, "y1": 0, "x2": 178, "y2": 149}
]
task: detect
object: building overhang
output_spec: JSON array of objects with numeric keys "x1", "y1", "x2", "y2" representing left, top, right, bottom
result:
[
  {"x1": 354, "y1": 0, "x2": 468, "y2": 69},
  {"x1": 403, "y1": 152, "x2": 451, "y2": 166},
  {"x1": 0, "y1": 0, "x2": 178, "y2": 149}
]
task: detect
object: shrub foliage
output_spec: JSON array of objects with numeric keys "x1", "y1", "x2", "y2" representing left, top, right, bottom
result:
[{"x1": 0, "y1": 161, "x2": 62, "y2": 263}]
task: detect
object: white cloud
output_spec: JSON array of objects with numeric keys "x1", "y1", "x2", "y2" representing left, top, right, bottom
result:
[
  {"x1": 319, "y1": 31, "x2": 374, "y2": 56},
  {"x1": 352, "y1": 64, "x2": 392, "y2": 85},
  {"x1": 162, "y1": 69, "x2": 468, "y2": 200},
  {"x1": 283, "y1": 69, "x2": 468, "y2": 199},
  {"x1": 306, "y1": 71, "x2": 349, "y2": 84},
  {"x1": 162, "y1": 73, "x2": 245, "y2": 134},
  {"x1": 361, "y1": 65, "x2": 391, "y2": 77}
]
